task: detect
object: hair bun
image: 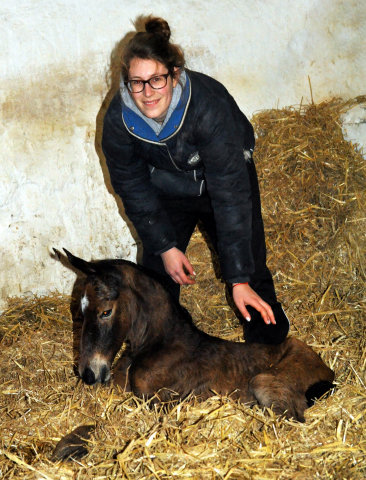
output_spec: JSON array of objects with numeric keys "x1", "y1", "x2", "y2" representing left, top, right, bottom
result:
[{"x1": 145, "y1": 17, "x2": 171, "y2": 41}]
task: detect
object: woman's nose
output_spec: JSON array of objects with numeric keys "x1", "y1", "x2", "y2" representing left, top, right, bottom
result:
[{"x1": 144, "y1": 83, "x2": 154, "y2": 97}]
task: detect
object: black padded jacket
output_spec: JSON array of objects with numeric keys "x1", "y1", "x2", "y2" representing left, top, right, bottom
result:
[{"x1": 102, "y1": 70, "x2": 256, "y2": 283}]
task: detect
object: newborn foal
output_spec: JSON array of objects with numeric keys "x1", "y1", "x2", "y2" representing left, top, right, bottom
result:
[{"x1": 56, "y1": 249, "x2": 334, "y2": 422}]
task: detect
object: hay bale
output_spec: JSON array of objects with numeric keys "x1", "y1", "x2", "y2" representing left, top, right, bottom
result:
[{"x1": 1, "y1": 97, "x2": 366, "y2": 479}]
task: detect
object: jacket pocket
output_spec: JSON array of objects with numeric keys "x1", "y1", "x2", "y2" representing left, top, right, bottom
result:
[{"x1": 148, "y1": 164, "x2": 206, "y2": 197}]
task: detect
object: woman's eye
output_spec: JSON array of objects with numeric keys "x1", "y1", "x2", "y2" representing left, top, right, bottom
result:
[
  {"x1": 100, "y1": 309, "x2": 112, "y2": 318},
  {"x1": 151, "y1": 76, "x2": 162, "y2": 83},
  {"x1": 131, "y1": 80, "x2": 142, "y2": 86}
]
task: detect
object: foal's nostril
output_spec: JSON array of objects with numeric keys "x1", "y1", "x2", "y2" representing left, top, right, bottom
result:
[
  {"x1": 100, "y1": 365, "x2": 110, "y2": 384},
  {"x1": 82, "y1": 367, "x2": 96, "y2": 385}
]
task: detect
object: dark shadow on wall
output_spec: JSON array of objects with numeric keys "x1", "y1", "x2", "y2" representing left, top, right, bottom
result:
[{"x1": 94, "y1": 16, "x2": 150, "y2": 265}]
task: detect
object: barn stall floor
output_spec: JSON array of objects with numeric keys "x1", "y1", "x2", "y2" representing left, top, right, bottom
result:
[{"x1": 1, "y1": 97, "x2": 366, "y2": 479}]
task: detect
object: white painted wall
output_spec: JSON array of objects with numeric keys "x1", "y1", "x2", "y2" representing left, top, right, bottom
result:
[
  {"x1": 341, "y1": 102, "x2": 366, "y2": 159},
  {"x1": 1, "y1": 0, "x2": 365, "y2": 307}
]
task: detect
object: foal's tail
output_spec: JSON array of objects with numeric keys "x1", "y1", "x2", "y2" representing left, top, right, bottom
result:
[{"x1": 305, "y1": 380, "x2": 335, "y2": 407}]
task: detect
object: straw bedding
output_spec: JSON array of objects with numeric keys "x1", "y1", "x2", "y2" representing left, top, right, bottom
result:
[{"x1": 1, "y1": 97, "x2": 366, "y2": 479}]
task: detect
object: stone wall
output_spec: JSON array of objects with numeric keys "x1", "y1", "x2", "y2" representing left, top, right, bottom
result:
[{"x1": 1, "y1": 0, "x2": 365, "y2": 307}]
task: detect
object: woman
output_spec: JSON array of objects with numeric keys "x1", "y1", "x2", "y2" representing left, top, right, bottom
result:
[{"x1": 102, "y1": 17, "x2": 289, "y2": 344}]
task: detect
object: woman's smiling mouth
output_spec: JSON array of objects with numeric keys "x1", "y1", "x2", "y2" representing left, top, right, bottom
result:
[{"x1": 143, "y1": 99, "x2": 160, "y2": 107}]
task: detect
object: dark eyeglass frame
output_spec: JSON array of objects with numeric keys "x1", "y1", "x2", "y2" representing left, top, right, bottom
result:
[{"x1": 124, "y1": 73, "x2": 170, "y2": 93}]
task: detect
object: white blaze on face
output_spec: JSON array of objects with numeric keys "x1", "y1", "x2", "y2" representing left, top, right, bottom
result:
[{"x1": 81, "y1": 294, "x2": 89, "y2": 314}]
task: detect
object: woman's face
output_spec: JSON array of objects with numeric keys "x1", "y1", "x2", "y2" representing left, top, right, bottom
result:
[{"x1": 128, "y1": 58, "x2": 178, "y2": 122}]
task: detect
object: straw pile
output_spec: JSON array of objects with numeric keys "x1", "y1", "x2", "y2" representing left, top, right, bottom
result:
[{"x1": 1, "y1": 97, "x2": 366, "y2": 479}]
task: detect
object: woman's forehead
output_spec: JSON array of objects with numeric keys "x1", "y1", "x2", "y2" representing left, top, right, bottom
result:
[{"x1": 129, "y1": 58, "x2": 167, "y2": 79}]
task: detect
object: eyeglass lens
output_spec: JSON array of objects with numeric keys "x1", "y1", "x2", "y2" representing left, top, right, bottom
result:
[{"x1": 128, "y1": 75, "x2": 168, "y2": 93}]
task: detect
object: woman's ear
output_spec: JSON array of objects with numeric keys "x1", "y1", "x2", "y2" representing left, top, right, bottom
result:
[{"x1": 172, "y1": 67, "x2": 180, "y2": 88}]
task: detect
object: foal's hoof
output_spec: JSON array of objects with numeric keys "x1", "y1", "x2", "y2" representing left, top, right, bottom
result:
[{"x1": 50, "y1": 425, "x2": 95, "y2": 462}]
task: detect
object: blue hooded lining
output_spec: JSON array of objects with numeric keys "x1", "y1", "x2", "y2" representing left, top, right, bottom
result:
[{"x1": 122, "y1": 74, "x2": 191, "y2": 143}]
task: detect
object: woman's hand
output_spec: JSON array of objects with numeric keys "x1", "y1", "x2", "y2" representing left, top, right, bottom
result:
[
  {"x1": 161, "y1": 247, "x2": 196, "y2": 285},
  {"x1": 232, "y1": 283, "x2": 276, "y2": 325}
]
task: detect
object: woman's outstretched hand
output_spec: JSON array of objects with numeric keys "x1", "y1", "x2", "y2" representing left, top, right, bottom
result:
[
  {"x1": 161, "y1": 247, "x2": 196, "y2": 285},
  {"x1": 232, "y1": 283, "x2": 276, "y2": 325}
]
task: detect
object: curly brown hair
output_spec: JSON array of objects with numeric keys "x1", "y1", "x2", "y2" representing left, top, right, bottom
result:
[{"x1": 121, "y1": 16, "x2": 185, "y2": 81}]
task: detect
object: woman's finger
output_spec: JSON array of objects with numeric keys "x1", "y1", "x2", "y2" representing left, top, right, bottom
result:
[
  {"x1": 237, "y1": 303, "x2": 251, "y2": 322},
  {"x1": 251, "y1": 300, "x2": 274, "y2": 325},
  {"x1": 181, "y1": 256, "x2": 195, "y2": 276},
  {"x1": 176, "y1": 269, "x2": 195, "y2": 285},
  {"x1": 259, "y1": 301, "x2": 276, "y2": 324},
  {"x1": 170, "y1": 265, "x2": 195, "y2": 285}
]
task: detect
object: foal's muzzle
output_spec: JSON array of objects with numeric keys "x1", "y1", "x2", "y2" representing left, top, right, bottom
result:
[
  {"x1": 81, "y1": 365, "x2": 110, "y2": 385},
  {"x1": 79, "y1": 354, "x2": 111, "y2": 385}
]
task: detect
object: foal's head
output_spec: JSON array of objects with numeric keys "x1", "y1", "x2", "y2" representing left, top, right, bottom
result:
[{"x1": 56, "y1": 249, "x2": 175, "y2": 385}]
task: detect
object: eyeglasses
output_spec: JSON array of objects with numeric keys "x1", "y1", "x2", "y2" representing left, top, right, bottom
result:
[{"x1": 124, "y1": 73, "x2": 170, "y2": 93}]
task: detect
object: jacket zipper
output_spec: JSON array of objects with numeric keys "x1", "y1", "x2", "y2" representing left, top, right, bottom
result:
[{"x1": 163, "y1": 144, "x2": 184, "y2": 172}]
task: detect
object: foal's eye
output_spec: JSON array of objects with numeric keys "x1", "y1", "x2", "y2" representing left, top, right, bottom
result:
[{"x1": 100, "y1": 309, "x2": 112, "y2": 319}]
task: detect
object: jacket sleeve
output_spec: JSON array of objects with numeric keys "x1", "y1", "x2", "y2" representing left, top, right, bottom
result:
[
  {"x1": 102, "y1": 93, "x2": 177, "y2": 254},
  {"x1": 195, "y1": 98, "x2": 256, "y2": 283}
]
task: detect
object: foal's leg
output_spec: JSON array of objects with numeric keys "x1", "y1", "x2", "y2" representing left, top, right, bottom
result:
[
  {"x1": 249, "y1": 338, "x2": 334, "y2": 422},
  {"x1": 250, "y1": 372, "x2": 309, "y2": 422},
  {"x1": 113, "y1": 352, "x2": 133, "y2": 392}
]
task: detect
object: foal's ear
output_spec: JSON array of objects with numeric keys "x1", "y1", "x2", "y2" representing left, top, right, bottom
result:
[{"x1": 53, "y1": 248, "x2": 98, "y2": 276}]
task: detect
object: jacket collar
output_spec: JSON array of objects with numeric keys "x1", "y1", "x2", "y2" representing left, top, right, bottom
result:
[{"x1": 121, "y1": 71, "x2": 191, "y2": 144}]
